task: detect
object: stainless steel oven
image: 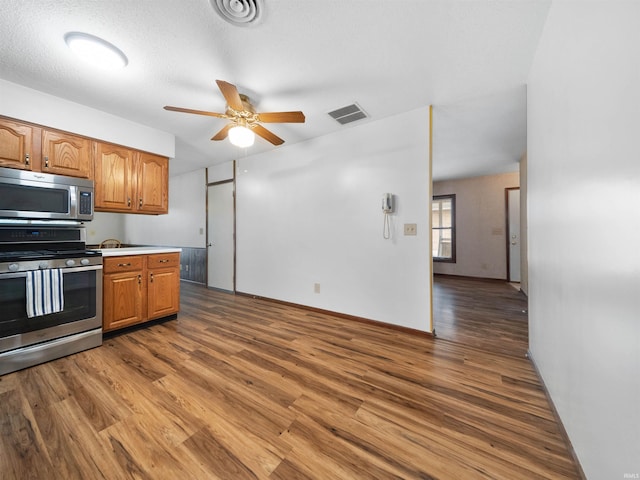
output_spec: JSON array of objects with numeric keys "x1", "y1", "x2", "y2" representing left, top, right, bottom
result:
[{"x1": 0, "y1": 223, "x2": 102, "y2": 375}]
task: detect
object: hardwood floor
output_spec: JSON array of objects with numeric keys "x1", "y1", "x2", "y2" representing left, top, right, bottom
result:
[
  {"x1": 0, "y1": 281, "x2": 580, "y2": 479},
  {"x1": 433, "y1": 275, "x2": 529, "y2": 357}
]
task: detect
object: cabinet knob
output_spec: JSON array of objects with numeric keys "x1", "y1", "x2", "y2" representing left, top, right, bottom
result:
[
  {"x1": 139, "y1": 198, "x2": 143, "y2": 207},
  {"x1": 150, "y1": 273, "x2": 154, "y2": 283}
]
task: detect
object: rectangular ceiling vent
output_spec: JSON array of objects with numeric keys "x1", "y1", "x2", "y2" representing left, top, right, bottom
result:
[{"x1": 328, "y1": 103, "x2": 368, "y2": 125}]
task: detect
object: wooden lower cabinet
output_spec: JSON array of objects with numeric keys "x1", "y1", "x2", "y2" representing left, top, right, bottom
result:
[
  {"x1": 147, "y1": 253, "x2": 180, "y2": 320},
  {"x1": 103, "y1": 252, "x2": 180, "y2": 332}
]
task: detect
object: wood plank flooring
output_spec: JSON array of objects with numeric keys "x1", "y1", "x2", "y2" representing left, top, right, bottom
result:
[
  {"x1": 433, "y1": 275, "x2": 529, "y2": 358},
  {"x1": 0, "y1": 281, "x2": 580, "y2": 479}
]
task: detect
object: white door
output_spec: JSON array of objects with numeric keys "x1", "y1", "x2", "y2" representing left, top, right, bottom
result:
[
  {"x1": 507, "y1": 188, "x2": 521, "y2": 282},
  {"x1": 207, "y1": 182, "x2": 235, "y2": 291}
]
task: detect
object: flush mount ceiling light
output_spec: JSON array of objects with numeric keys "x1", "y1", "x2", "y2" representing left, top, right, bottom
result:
[
  {"x1": 64, "y1": 32, "x2": 128, "y2": 69},
  {"x1": 228, "y1": 122, "x2": 255, "y2": 148}
]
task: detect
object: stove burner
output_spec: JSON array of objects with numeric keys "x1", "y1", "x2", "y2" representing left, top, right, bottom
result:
[{"x1": 0, "y1": 224, "x2": 102, "y2": 274}]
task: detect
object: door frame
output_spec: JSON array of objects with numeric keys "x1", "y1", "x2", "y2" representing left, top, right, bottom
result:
[
  {"x1": 505, "y1": 186, "x2": 520, "y2": 283},
  {"x1": 205, "y1": 172, "x2": 236, "y2": 292}
]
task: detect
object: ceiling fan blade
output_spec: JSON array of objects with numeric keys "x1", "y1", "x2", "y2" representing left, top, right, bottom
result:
[
  {"x1": 216, "y1": 80, "x2": 244, "y2": 111},
  {"x1": 257, "y1": 111, "x2": 306, "y2": 123},
  {"x1": 253, "y1": 124, "x2": 284, "y2": 146},
  {"x1": 211, "y1": 124, "x2": 233, "y2": 141},
  {"x1": 164, "y1": 106, "x2": 226, "y2": 118}
]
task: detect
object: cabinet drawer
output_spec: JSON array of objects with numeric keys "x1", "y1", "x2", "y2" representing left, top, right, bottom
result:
[
  {"x1": 147, "y1": 252, "x2": 180, "y2": 269},
  {"x1": 103, "y1": 255, "x2": 144, "y2": 273}
]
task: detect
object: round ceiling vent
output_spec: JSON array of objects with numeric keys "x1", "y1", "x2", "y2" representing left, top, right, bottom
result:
[{"x1": 210, "y1": 0, "x2": 263, "y2": 27}]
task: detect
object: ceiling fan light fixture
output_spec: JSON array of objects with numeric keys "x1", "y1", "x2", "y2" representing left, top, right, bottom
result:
[
  {"x1": 64, "y1": 32, "x2": 128, "y2": 69},
  {"x1": 229, "y1": 125, "x2": 255, "y2": 147}
]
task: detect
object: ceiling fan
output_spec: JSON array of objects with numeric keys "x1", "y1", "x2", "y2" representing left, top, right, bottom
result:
[{"x1": 164, "y1": 80, "x2": 305, "y2": 147}]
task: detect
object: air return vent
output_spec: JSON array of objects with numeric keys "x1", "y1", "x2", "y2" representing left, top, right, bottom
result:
[
  {"x1": 328, "y1": 103, "x2": 368, "y2": 125},
  {"x1": 210, "y1": 0, "x2": 263, "y2": 27}
]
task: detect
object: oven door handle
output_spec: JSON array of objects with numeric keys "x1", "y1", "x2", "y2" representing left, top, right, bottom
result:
[{"x1": 1, "y1": 264, "x2": 103, "y2": 279}]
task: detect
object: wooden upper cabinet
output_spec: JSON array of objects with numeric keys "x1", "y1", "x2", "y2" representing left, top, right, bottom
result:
[
  {"x1": 94, "y1": 144, "x2": 169, "y2": 215},
  {"x1": 0, "y1": 116, "x2": 170, "y2": 215},
  {"x1": 0, "y1": 118, "x2": 37, "y2": 170},
  {"x1": 136, "y1": 152, "x2": 168, "y2": 214},
  {"x1": 94, "y1": 142, "x2": 136, "y2": 212},
  {"x1": 41, "y1": 129, "x2": 92, "y2": 178}
]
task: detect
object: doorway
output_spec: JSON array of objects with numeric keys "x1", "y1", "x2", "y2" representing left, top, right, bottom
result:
[
  {"x1": 207, "y1": 181, "x2": 235, "y2": 292},
  {"x1": 506, "y1": 187, "x2": 521, "y2": 283}
]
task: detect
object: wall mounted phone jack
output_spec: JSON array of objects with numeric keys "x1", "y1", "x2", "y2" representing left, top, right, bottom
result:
[{"x1": 382, "y1": 193, "x2": 393, "y2": 239}]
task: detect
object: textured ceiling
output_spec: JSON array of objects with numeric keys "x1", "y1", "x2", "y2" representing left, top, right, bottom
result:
[{"x1": 0, "y1": 0, "x2": 550, "y2": 178}]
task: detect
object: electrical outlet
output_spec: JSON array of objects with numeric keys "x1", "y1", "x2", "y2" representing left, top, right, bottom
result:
[
  {"x1": 314, "y1": 283, "x2": 321, "y2": 294},
  {"x1": 404, "y1": 223, "x2": 417, "y2": 236}
]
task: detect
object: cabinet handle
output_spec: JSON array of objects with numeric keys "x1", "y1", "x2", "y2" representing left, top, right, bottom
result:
[
  {"x1": 25, "y1": 153, "x2": 30, "y2": 165},
  {"x1": 138, "y1": 274, "x2": 141, "y2": 285},
  {"x1": 127, "y1": 197, "x2": 131, "y2": 207},
  {"x1": 139, "y1": 198, "x2": 143, "y2": 207},
  {"x1": 117, "y1": 262, "x2": 131, "y2": 267},
  {"x1": 159, "y1": 259, "x2": 170, "y2": 263},
  {"x1": 44, "y1": 156, "x2": 49, "y2": 168},
  {"x1": 150, "y1": 273, "x2": 154, "y2": 283}
]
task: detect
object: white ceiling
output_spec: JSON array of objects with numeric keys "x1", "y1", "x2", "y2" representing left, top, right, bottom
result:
[{"x1": 0, "y1": 0, "x2": 550, "y2": 178}]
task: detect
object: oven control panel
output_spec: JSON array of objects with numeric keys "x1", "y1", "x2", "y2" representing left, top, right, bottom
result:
[{"x1": 0, "y1": 255, "x2": 102, "y2": 274}]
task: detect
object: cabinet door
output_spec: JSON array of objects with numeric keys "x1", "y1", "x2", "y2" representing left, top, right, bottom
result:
[
  {"x1": 103, "y1": 271, "x2": 145, "y2": 331},
  {"x1": 42, "y1": 129, "x2": 92, "y2": 178},
  {"x1": 147, "y1": 267, "x2": 180, "y2": 320},
  {"x1": 137, "y1": 152, "x2": 168, "y2": 214},
  {"x1": 0, "y1": 118, "x2": 36, "y2": 170},
  {"x1": 94, "y1": 142, "x2": 135, "y2": 212}
]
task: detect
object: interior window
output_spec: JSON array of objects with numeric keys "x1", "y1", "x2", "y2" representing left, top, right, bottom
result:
[{"x1": 432, "y1": 194, "x2": 456, "y2": 262}]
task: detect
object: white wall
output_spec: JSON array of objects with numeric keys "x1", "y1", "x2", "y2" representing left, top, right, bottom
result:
[
  {"x1": 236, "y1": 107, "x2": 432, "y2": 332},
  {"x1": 124, "y1": 169, "x2": 206, "y2": 248},
  {"x1": 433, "y1": 172, "x2": 519, "y2": 279},
  {"x1": 0, "y1": 79, "x2": 174, "y2": 158},
  {"x1": 207, "y1": 161, "x2": 234, "y2": 183},
  {"x1": 528, "y1": 2, "x2": 640, "y2": 478},
  {"x1": 519, "y1": 154, "x2": 528, "y2": 295},
  {"x1": 86, "y1": 212, "x2": 126, "y2": 246}
]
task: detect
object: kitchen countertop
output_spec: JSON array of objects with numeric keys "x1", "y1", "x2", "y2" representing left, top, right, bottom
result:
[{"x1": 98, "y1": 247, "x2": 182, "y2": 257}]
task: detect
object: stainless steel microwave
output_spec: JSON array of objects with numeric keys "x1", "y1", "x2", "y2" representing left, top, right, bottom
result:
[{"x1": 0, "y1": 167, "x2": 94, "y2": 221}]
